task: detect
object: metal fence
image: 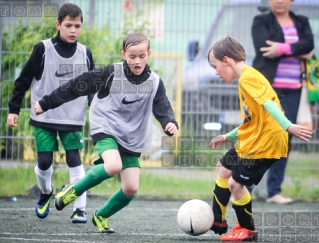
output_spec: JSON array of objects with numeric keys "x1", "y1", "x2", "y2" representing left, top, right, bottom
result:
[{"x1": 1, "y1": 0, "x2": 319, "y2": 199}]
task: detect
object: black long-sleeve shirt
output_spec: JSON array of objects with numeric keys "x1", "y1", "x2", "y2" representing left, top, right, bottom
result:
[
  {"x1": 8, "y1": 31, "x2": 94, "y2": 131},
  {"x1": 39, "y1": 61, "x2": 178, "y2": 156},
  {"x1": 39, "y1": 61, "x2": 178, "y2": 136}
]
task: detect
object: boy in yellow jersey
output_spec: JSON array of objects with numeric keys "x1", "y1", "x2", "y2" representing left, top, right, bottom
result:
[{"x1": 207, "y1": 36, "x2": 312, "y2": 242}]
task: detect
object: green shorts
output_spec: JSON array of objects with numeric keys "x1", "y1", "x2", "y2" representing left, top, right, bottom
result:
[
  {"x1": 35, "y1": 127, "x2": 83, "y2": 152},
  {"x1": 94, "y1": 138, "x2": 140, "y2": 169}
]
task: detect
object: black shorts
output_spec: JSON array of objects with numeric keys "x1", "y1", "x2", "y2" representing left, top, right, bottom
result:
[{"x1": 220, "y1": 148, "x2": 278, "y2": 186}]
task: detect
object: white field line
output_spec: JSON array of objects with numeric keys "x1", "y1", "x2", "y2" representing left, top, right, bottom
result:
[
  {"x1": 0, "y1": 207, "x2": 178, "y2": 211},
  {"x1": 0, "y1": 207, "x2": 316, "y2": 213},
  {"x1": 1, "y1": 232, "x2": 211, "y2": 237},
  {"x1": 0, "y1": 232, "x2": 213, "y2": 243}
]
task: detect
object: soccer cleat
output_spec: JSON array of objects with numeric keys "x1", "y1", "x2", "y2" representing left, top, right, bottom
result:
[
  {"x1": 211, "y1": 220, "x2": 228, "y2": 235},
  {"x1": 92, "y1": 211, "x2": 115, "y2": 233},
  {"x1": 54, "y1": 184, "x2": 78, "y2": 211},
  {"x1": 71, "y1": 208, "x2": 87, "y2": 223},
  {"x1": 35, "y1": 188, "x2": 53, "y2": 219},
  {"x1": 220, "y1": 222, "x2": 258, "y2": 241}
]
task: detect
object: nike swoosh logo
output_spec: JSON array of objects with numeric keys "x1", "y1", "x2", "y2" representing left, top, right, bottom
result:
[
  {"x1": 190, "y1": 218, "x2": 194, "y2": 234},
  {"x1": 55, "y1": 70, "x2": 74, "y2": 77},
  {"x1": 37, "y1": 199, "x2": 51, "y2": 215},
  {"x1": 122, "y1": 97, "x2": 143, "y2": 105}
]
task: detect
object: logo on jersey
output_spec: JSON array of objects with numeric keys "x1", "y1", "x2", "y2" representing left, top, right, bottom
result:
[
  {"x1": 55, "y1": 70, "x2": 74, "y2": 77},
  {"x1": 122, "y1": 97, "x2": 143, "y2": 105}
]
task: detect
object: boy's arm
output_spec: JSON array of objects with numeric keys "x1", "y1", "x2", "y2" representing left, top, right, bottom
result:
[
  {"x1": 263, "y1": 100, "x2": 312, "y2": 142},
  {"x1": 225, "y1": 127, "x2": 238, "y2": 141},
  {"x1": 152, "y1": 79, "x2": 178, "y2": 136},
  {"x1": 210, "y1": 127, "x2": 238, "y2": 149},
  {"x1": 86, "y1": 48, "x2": 95, "y2": 106},
  {"x1": 86, "y1": 48, "x2": 95, "y2": 71},
  {"x1": 263, "y1": 100, "x2": 292, "y2": 130},
  {"x1": 39, "y1": 65, "x2": 114, "y2": 112},
  {"x1": 8, "y1": 42, "x2": 45, "y2": 114}
]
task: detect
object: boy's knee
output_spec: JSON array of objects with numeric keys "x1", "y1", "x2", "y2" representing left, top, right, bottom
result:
[
  {"x1": 122, "y1": 185, "x2": 139, "y2": 197},
  {"x1": 104, "y1": 164, "x2": 122, "y2": 176},
  {"x1": 216, "y1": 161, "x2": 232, "y2": 178},
  {"x1": 37, "y1": 152, "x2": 54, "y2": 170},
  {"x1": 228, "y1": 179, "x2": 242, "y2": 193}
]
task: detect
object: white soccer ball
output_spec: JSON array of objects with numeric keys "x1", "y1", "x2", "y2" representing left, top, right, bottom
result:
[{"x1": 177, "y1": 199, "x2": 214, "y2": 236}]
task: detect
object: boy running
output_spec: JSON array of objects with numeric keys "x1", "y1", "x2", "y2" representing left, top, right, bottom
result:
[
  {"x1": 34, "y1": 33, "x2": 178, "y2": 233},
  {"x1": 207, "y1": 36, "x2": 311, "y2": 242},
  {"x1": 7, "y1": 3, "x2": 94, "y2": 223}
]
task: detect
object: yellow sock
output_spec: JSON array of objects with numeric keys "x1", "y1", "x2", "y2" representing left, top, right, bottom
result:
[
  {"x1": 232, "y1": 190, "x2": 254, "y2": 230},
  {"x1": 232, "y1": 190, "x2": 251, "y2": 206}
]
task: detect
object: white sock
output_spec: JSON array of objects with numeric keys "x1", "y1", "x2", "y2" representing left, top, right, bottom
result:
[
  {"x1": 34, "y1": 164, "x2": 53, "y2": 194},
  {"x1": 69, "y1": 164, "x2": 86, "y2": 212}
]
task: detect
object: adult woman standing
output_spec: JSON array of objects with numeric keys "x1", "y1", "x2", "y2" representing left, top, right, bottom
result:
[{"x1": 251, "y1": 0, "x2": 314, "y2": 204}]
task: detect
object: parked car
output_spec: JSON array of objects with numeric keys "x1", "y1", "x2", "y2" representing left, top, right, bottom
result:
[{"x1": 181, "y1": 0, "x2": 319, "y2": 143}]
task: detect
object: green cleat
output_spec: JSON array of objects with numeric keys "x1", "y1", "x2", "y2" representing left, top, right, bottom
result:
[
  {"x1": 92, "y1": 211, "x2": 115, "y2": 233},
  {"x1": 54, "y1": 184, "x2": 78, "y2": 211}
]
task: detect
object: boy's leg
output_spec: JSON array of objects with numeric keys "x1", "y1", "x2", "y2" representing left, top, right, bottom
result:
[
  {"x1": 211, "y1": 148, "x2": 237, "y2": 235},
  {"x1": 220, "y1": 158, "x2": 277, "y2": 241},
  {"x1": 34, "y1": 127, "x2": 58, "y2": 219},
  {"x1": 54, "y1": 138, "x2": 120, "y2": 210},
  {"x1": 220, "y1": 178, "x2": 258, "y2": 242},
  {"x1": 230, "y1": 181, "x2": 255, "y2": 230},
  {"x1": 211, "y1": 161, "x2": 232, "y2": 235},
  {"x1": 96, "y1": 167, "x2": 138, "y2": 218},
  {"x1": 55, "y1": 163, "x2": 113, "y2": 211},
  {"x1": 60, "y1": 131, "x2": 87, "y2": 222},
  {"x1": 93, "y1": 153, "x2": 139, "y2": 233},
  {"x1": 35, "y1": 152, "x2": 54, "y2": 194},
  {"x1": 213, "y1": 175, "x2": 231, "y2": 223},
  {"x1": 68, "y1": 164, "x2": 86, "y2": 209},
  {"x1": 66, "y1": 150, "x2": 87, "y2": 223}
]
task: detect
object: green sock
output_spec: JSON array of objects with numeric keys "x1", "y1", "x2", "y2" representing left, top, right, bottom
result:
[
  {"x1": 73, "y1": 164, "x2": 111, "y2": 195},
  {"x1": 96, "y1": 188, "x2": 135, "y2": 218}
]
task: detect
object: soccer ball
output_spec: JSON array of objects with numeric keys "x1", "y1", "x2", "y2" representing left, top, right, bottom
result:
[{"x1": 177, "y1": 199, "x2": 214, "y2": 236}]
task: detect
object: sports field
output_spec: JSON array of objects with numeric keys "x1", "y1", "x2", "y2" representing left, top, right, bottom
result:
[{"x1": 0, "y1": 197, "x2": 318, "y2": 243}]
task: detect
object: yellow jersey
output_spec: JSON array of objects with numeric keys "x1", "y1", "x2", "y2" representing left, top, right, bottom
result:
[{"x1": 235, "y1": 66, "x2": 288, "y2": 159}]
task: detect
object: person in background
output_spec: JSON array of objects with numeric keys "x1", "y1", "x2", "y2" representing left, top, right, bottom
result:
[
  {"x1": 251, "y1": 0, "x2": 314, "y2": 204},
  {"x1": 7, "y1": 3, "x2": 94, "y2": 222}
]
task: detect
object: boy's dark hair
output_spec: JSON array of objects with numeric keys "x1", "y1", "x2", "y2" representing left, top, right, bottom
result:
[
  {"x1": 123, "y1": 33, "x2": 150, "y2": 51},
  {"x1": 208, "y1": 36, "x2": 246, "y2": 62},
  {"x1": 57, "y1": 3, "x2": 83, "y2": 23}
]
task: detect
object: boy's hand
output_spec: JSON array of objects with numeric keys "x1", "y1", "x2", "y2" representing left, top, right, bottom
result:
[
  {"x1": 34, "y1": 101, "x2": 44, "y2": 115},
  {"x1": 7, "y1": 114, "x2": 19, "y2": 127},
  {"x1": 165, "y1": 122, "x2": 178, "y2": 135},
  {"x1": 287, "y1": 124, "x2": 312, "y2": 142},
  {"x1": 210, "y1": 135, "x2": 227, "y2": 149}
]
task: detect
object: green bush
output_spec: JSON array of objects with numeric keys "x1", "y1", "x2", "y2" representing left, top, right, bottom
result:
[{"x1": 0, "y1": 17, "x2": 152, "y2": 162}]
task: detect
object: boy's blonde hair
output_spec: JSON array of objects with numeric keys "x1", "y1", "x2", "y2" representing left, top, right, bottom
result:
[
  {"x1": 122, "y1": 33, "x2": 150, "y2": 51},
  {"x1": 208, "y1": 36, "x2": 246, "y2": 62}
]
